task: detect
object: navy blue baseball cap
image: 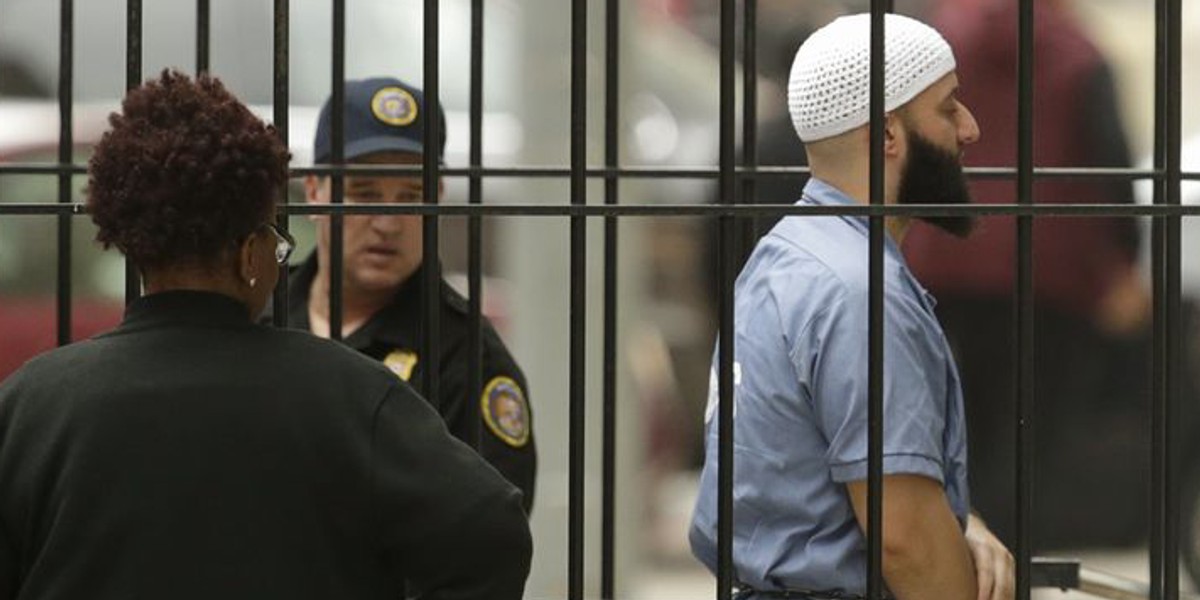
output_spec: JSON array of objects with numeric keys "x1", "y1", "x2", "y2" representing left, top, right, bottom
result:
[{"x1": 312, "y1": 77, "x2": 447, "y2": 164}]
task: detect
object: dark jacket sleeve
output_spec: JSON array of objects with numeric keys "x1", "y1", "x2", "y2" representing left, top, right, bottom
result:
[
  {"x1": 437, "y1": 329, "x2": 537, "y2": 514},
  {"x1": 0, "y1": 377, "x2": 21, "y2": 599},
  {"x1": 370, "y1": 384, "x2": 531, "y2": 600},
  {"x1": 475, "y1": 335, "x2": 537, "y2": 514},
  {"x1": 0, "y1": 521, "x2": 14, "y2": 600}
]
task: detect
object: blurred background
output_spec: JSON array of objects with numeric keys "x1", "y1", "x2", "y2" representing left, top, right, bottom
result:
[{"x1": 2, "y1": 0, "x2": 1200, "y2": 597}]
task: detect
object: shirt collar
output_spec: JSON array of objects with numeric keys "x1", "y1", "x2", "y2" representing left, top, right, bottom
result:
[{"x1": 800, "y1": 177, "x2": 905, "y2": 262}]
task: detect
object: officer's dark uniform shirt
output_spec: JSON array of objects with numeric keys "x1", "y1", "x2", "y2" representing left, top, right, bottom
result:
[
  {"x1": 0, "y1": 291, "x2": 532, "y2": 600},
  {"x1": 284, "y1": 254, "x2": 536, "y2": 512}
]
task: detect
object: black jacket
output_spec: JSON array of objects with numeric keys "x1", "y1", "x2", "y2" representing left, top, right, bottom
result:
[
  {"x1": 281, "y1": 256, "x2": 537, "y2": 512},
  {"x1": 0, "y1": 291, "x2": 531, "y2": 600}
]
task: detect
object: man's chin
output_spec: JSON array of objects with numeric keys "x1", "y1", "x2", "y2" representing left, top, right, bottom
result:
[
  {"x1": 346, "y1": 269, "x2": 410, "y2": 295},
  {"x1": 919, "y1": 214, "x2": 976, "y2": 239}
]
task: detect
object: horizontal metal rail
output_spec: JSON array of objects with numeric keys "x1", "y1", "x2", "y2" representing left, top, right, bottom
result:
[
  {"x1": 6, "y1": 202, "x2": 1200, "y2": 218},
  {"x1": 5, "y1": 163, "x2": 1200, "y2": 181}
]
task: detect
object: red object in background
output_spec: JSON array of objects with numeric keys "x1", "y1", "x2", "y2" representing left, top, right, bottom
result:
[{"x1": 0, "y1": 298, "x2": 123, "y2": 382}]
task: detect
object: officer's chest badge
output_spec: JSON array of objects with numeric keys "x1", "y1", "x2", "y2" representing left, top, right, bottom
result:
[
  {"x1": 481, "y1": 376, "x2": 530, "y2": 448},
  {"x1": 383, "y1": 349, "x2": 419, "y2": 382},
  {"x1": 371, "y1": 86, "x2": 418, "y2": 126}
]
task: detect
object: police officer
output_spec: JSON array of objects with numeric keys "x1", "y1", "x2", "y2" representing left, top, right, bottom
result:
[
  {"x1": 0, "y1": 71, "x2": 531, "y2": 599},
  {"x1": 287, "y1": 77, "x2": 536, "y2": 511}
]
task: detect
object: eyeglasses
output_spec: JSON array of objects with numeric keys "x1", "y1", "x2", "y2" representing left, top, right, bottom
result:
[{"x1": 260, "y1": 222, "x2": 296, "y2": 265}]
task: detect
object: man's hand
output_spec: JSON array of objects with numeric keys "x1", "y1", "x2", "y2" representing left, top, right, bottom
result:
[{"x1": 965, "y1": 514, "x2": 1014, "y2": 600}]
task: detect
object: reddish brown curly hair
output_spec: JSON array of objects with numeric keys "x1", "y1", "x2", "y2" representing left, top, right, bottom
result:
[{"x1": 87, "y1": 70, "x2": 290, "y2": 269}]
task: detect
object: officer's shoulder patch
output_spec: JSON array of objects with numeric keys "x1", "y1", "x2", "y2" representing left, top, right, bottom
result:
[
  {"x1": 481, "y1": 376, "x2": 530, "y2": 448},
  {"x1": 383, "y1": 349, "x2": 418, "y2": 382}
]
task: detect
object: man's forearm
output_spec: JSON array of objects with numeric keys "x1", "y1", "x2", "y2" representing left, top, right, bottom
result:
[
  {"x1": 880, "y1": 512, "x2": 976, "y2": 600},
  {"x1": 848, "y1": 475, "x2": 978, "y2": 600}
]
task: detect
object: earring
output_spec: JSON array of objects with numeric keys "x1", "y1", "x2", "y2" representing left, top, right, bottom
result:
[{"x1": 249, "y1": 277, "x2": 258, "y2": 288}]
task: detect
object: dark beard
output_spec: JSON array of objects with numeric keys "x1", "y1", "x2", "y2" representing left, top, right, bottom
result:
[{"x1": 896, "y1": 131, "x2": 975, "y2": 238}]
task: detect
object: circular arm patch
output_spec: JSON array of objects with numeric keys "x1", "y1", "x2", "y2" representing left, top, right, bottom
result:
[{"x1": 481, "y1": 376, "x2": 530, "y2": 448}]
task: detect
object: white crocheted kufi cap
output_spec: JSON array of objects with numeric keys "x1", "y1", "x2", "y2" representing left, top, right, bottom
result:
[{"x1": 788, "y1": 13, "x2": 956, "y2": 142}]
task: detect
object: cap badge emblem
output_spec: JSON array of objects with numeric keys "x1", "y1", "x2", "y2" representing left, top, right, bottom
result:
[{"x1": 371, "y1": 86, "x2": 418, "y2": 126}]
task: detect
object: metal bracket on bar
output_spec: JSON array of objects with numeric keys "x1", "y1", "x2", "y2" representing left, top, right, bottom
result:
[{"x1": 1031, "y1": 557, "x2": 1200, "y2": 600}]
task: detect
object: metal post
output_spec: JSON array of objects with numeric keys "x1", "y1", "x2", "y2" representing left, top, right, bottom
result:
[
  {"x1": 124, "y1": 0, "x2": 142, "y2": 303},
  {"x1": 866, "y1": 2, "x2": 890, "y2": 597},
  {"x1": 1015, "y1": 1, "x2": 1035, "y2": 598},
  {"x1": 56, "y1": 0, "x2": 74, "y2": 347}
]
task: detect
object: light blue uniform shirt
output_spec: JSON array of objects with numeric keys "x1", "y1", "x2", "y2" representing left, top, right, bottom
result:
[{"x1": 689, "y1": 178, "x2": 970, "y2": 597}]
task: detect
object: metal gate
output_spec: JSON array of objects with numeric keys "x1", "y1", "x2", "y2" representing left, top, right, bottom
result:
[{"x1": 0, "y1": 0, "x2": 1194, "y2": 598}]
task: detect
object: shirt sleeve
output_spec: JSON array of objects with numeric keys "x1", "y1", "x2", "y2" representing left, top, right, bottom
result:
[
  {"x1": 802, "y1": 286, "x2": 951, "y2": 485},
  {"x1": 370, "y1": 383, "x2": 532, "y2": 600}
]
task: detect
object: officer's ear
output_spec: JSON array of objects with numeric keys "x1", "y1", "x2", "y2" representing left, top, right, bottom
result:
[{"x1": 304, "y1": 175, "x2": 327, "y2": 222}]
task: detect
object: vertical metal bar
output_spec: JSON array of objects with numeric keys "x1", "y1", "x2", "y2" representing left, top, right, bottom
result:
[
  {"x1": 1164, "y1": 0, "x2": 1183, "y2": 597},
  {"x1": 600, "y1": 0, "x2": 620, "y2": 594},
  {"x1": 124, "y1": 0, "x2": 142, "y2": 303},
  {"x1": 740, "y1": 0, "x2": 756, "y2": 253},
  {"x1": 467, "y1": 0, "x2": 485, "y2": 450},
  {"x1": 56, "y1": 0, "x2": 73, "y2": 347},
  {"x1": 328, "y1": 0, "x2": 345, "y2": 340},
  {"x1": 568, "y1": 0, "x2": 587, "y2": 596},
  {"x1": 715, "y1": 0, "x2": 736, "y2": 596},
  {"x1": 195, "y1": 0, "x2": 210, "y2": 74},
  {"x1": 1014, "y1": 1, "x2": 1035, "y2": 598},
  {"x1": 866, "y1": 2, "x2": 888, "y2": 598},
  {"x1": 421, "y1": 0, "x2": 442, "y2": 410},
  {"x1": 1150, "y1": 0, "x2": 1167, "y2": 595},
  {"x1": 271, "y1": 0, "x2": 290, "y2": 328}
]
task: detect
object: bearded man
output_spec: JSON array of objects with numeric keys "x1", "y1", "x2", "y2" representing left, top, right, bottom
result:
[{"x1": 689, "y1": 13, "x2": 1013, "y2": 600}]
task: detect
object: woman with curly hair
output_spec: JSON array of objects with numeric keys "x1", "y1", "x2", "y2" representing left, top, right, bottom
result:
[{"x1": 0, "y1": 71, "x2": 530, "y2": 600}]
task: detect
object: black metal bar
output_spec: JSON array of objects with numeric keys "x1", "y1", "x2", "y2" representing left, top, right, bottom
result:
[
  {"x1": 271, "y1": 0, "x2": 290, "y2": 328},
  {"x1": 568, "y1": 0, "x2": 587, "y2": 596},
  {"x1": 466, "y1": 0, "x2": 484, "y2": 454},
  {"x1": 866, "y1": 3, "x2": 887, "y2": 598},
  {"x1": 740, "y1": 0, "x2": 756, "y2": 277},
  {"x1": 15, "y1": 202, "x2": 1200, "y2": 219},
  {"x1": 288, "y1": 165, "x2": 1185, "y2": 181},
  {"x1": 124, "y1": 0, "x2": 142, "y2": 304},
  {"x1": 1165, "y1": 0, "x2": 1183, "y2": 597},
  {"x1": 600, "y1": 0, "x2": 619, "y2": 594},
  {"x1": 1014, "y1": 1, "x2": 1035, "y2": 598},
  {"x1": 6, "y1": 162, "x2": 1200, "y2": 183},
  {"x1": 328, "y1": 0, "x2": 345, "y2": 341},
  {"x1": 421, "y1": 0, "x2": 442, "y2": 412},
  {"x1": 56, "y1": 0, "x2": 74, "y2": 347},
  {"x1": 1150, "y1": 0, "x2": 1167, "y2": 594},
  {"x1": 715, "y1": 0, "x2": 736, "y2": 596},
  {"x1": 195, "y1": 0, "x2": 209, "y2": 74}
]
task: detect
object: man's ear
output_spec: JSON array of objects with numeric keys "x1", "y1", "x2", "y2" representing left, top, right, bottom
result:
[{"x1": 883, "y1": 113, "x2": 905, "y2": 158}]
